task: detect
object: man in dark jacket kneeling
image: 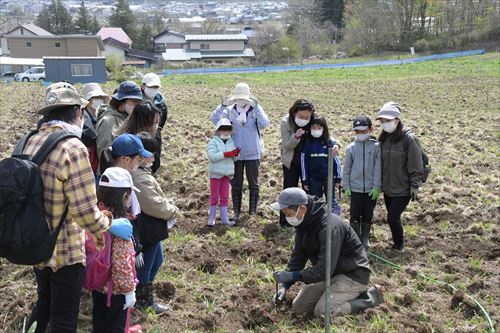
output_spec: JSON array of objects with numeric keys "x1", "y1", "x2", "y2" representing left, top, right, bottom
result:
[{"x1": 270, "y1": 187, "x2": 384, "y2": 317}]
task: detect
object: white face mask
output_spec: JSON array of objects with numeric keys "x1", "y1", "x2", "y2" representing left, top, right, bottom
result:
[
  {"x1": 295, "y1": 117, "x2": 310, "y2": 128},
  {"x1": 382, "y1": 120, "x2": 398, "y2": 133},
  {"x1": 285, "y1": 207, "x2": 304, "y2": 227},
  {"x1": 236, "y1": 99, "x2": 248, "y2": 108},
  {"x1": 90, "y1": 98, "x2": 104, "y2": 110},
  {"x1": 144, "y1": 87, "x2": 159, "y2": 99},
  {"x1": 311, "y1": 129, "x2": 323, "y2": 138},
  {"x1": 355, "y1": 133, "x2": 370, "y2": 141},
  {"x1": 220, "y1": 134, "x2": 231, "y2": 140},
  {"x1": 124, "y1": 102, "x2": 135, "y2": 115}
]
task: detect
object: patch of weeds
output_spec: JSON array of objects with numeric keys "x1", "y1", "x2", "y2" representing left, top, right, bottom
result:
[
  {"x1": 405, "y1": 224, "x2": 420, "y2": 237},
  {"x1": 221, "y1": 227, "x2": 248, "y2": 246},
  {"x1": 370, "y1": 314, "x2": 394, "y2": 332},
  {"x1": 438, "y1": 220, "x2": 450, "y2": 231},
  {"x1": 199, "y1": 294, "x2": 218, "y2": 315},
  {"x1": 469, "y1": 257, "x2": 483, "y2": 270},
  {"x1": 167, "y1": 230, "x2": 196, "y2": 251}
]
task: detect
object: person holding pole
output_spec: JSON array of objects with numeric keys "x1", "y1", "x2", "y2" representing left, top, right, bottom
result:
[{"x1": 270, "y1": 187, "x2": 384, "y2": 317}]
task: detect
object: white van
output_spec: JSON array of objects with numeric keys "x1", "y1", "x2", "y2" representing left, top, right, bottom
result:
[{"x1": 14, "y1": 67, "x2": 45, "y2": 82}]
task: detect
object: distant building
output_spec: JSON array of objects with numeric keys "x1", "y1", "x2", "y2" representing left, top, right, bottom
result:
[
  {"x1": 97, "y1": 27, "x2": 132, "y2": 48},
  {"x1": 44, "y1": 56, "x2": 107, "y2": 83},
  {"x1": 102, "y1": 37, "x2": 155, "y2": 68},
  {"x1": 6, "y1": 35, "x2": 104, "y2": 58},
  {"x1": 162, "y1": 33, "x2": 254, "y2": 63},
  {"x1": 153, "y1": 30, "x2": 187, "y2": 59},
  {"x1": 1, "y1": 23, "x2": 53, "y2": 56}
]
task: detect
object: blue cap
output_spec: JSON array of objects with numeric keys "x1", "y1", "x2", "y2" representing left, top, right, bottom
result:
[
  {"x1": 111, "y1": 134, "x2": 153, "y2": 158},
  {"x1": 112, "y1": 81, "x2": 143, "y2": 101}
]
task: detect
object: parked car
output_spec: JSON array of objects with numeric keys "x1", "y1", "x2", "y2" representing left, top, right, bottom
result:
[
  {"x1": 14, "y1": 67, "x2": 45, "y2": 82},
  {"x1": 2, "y1": 71, "x2": 16, "y2": 77}
]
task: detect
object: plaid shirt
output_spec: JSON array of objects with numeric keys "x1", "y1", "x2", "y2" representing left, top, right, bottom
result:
[{"x1": 23, "y1": 123, "x2": 110, "y2": 271}]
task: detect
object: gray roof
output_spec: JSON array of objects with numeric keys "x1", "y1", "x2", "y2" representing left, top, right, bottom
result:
[
  {"x1": 5, "y1": 23, "x2": 53, "y2": 36},
  {"x1": 185, "y1": 34, "x2": 248, "y2": 41}
]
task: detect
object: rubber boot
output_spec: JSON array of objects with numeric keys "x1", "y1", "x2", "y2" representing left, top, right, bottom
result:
[
  {"x1": 135, "y1": 284, "x2": 151, "y2": 310},
  {"x1": 146, "y1": 283, "x2": 168, "y2": 315},
  {"x1": 249, "y1": 189, "x2": 259, "y2": 215},
  {"x1": 220, "y1": 206, "x2": 235, "y2": 226},
  {"x1": 230, "y1": 192, "x2": 241, "y2": 224},
  {"x1": 348, "y1": 285, "x2": 385, "y2": 314},
  {"x1": 207, "y1": 205, "x2": 216, "y2": 227},
  {"x1": 350, "y1": 218, "x2": 362, "y2": 242},
  {"x1": 360, "y1": 222, "x2": 372, "y2": 249}
]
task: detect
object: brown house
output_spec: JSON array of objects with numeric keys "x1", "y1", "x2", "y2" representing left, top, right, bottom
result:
[{"x1": 6, "y1": 35, "x2": 104, "y2": 58}]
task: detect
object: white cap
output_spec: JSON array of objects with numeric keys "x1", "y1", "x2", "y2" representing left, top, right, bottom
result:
[
  {"x1": 216, "y1": 118, "x2": 232, "y2": 130},
  {"x1": 377, "y1": 102, "x2": 401, "y2": 120},
  {"x1": 142, "y1": 73, "x2": 162, "y2": 88},
  {"x1": 82, "y1": 83, "x2": 110, "y2": 103},
  {"x1": 229, "y1": 82, "x2": 252, "y2": 103},
  {"x1": 99, "y1": 167, "x2": 140, "y2": 192}
]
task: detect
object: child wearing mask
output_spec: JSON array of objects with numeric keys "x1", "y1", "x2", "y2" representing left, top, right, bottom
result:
[
  {"x1": 207, "y1": 118, "x2": 240, "y2": 227},
  {"x1": 342, "y1": 115, "x2": 382, "y2": 249},
  {"x1": 87, "y1": 167, "x2": 138, "y2": 333},
  {"x1": 300, "y1": 116, "x2": 342, "y2": 215}
]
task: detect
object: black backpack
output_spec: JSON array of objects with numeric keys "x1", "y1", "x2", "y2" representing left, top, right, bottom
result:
[
  {"x1": 403, "y1": 130, "x2": 430, "y2": 184},
  {"x1": 0, "y1": 130, "x2": 76, "y2": 265}
]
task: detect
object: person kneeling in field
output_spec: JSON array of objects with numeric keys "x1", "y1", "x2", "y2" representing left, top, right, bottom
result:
[{"x1": 270, "y1": 188, "x2": 384, "y2": 317}]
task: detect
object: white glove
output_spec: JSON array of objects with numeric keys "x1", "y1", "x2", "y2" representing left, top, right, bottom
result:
[
  {"x1": 272, "y1": 285, "x2": 287, "y2": 306},
  {"x1": 123, "y1": 291, "x2": 136, "y2": 310},
  {"x1": 135, "y1": 253, "x2": 144, "y2": 269}
]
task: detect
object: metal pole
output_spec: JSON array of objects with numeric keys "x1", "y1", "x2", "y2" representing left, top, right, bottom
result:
[{"x1": 325, "y1": 148, "x2": 333, "y2": 332}]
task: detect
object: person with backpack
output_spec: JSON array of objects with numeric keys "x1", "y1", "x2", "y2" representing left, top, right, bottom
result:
[
  {"x1": 342, "y1": 115, "x2": 382, "y2": 249},
  {"x1": 96, "y1": 81, "x2": 143, "y2": 170},
  {"x1": 377, "y1": 102, "x2": 424, "y2": 253},
  {"x1": 18, "y1": 87, "x2": 133, "y2": 333},
  {"x1": 132, "y1": 132, "x2": 179, "y2": 314},
  {"x1": 88, "y1": 167, "x2": 138, "y2": 333},
  {"x1": 300, "y1": 116, "x2": 342, "y2": 216},
  {"x1": 210, "y1": 82, "x2": 269, "y2": 223},
  {"x1": 82, "y1": 83, "x2": 110, "y2": 175},
  {"x1": 141, "y1": 73, "x2": 168, "y2": 175},
  {"x1": 207, "y1": 118, "x2": 240, "y2": 227}
]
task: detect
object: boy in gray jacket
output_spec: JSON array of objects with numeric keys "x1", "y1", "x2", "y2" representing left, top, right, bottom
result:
[{"x1": 342, "y1": 116, "x2": 381, "y2": 249}]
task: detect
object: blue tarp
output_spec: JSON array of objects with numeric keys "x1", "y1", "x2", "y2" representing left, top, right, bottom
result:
[{"x1": 162, "y1": 49, "x2": 486, "y2": 76}]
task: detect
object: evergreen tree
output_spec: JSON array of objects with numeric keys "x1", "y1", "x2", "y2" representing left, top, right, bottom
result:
[
  {"x1": 36, "y1": 0, "x2": 72, "y2": 35},
  {"x1": 135, "y1": 23, "x2": 153, "y2": 51},
  {"x1": 91, "y1": 15, "x2": 101, "y2": 34},
  {"x1": 109, "y1": 0, "x2": 136, "y2": 41},
  {"x1": 36, "y1": 4, "x2": 52, "y2": 32},
  {"x1": 74, "y1": 0, "x2": 92, "y2": 34},
  {"x1": 316, "y1": 0, "x2": 345, "y2": 28}
]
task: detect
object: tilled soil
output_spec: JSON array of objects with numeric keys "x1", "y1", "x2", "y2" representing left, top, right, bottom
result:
[{"x1": 0, "y1": 58, "x2": 499, "y2": 332}]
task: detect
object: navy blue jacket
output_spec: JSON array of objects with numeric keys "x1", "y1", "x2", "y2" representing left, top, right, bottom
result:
[{"x1": 301, "y1": 138, "x2": 341, "y2": 185}]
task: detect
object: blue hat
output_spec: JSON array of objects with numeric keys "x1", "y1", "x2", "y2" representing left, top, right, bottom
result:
[
  {"x1": 112, "y1": 81, "x2": 143, "y2": 101},
  {"x1": 111, "y1": 134, "x2": 153, "y2": 158}
]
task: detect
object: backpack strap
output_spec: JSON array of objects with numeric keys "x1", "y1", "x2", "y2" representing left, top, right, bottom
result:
[
  {"x1": 32, "y1": 131, "x2": 78, "y2": 166},
  {"x1": 12, "y1": 130, "x2": 40, "y2": 156}
]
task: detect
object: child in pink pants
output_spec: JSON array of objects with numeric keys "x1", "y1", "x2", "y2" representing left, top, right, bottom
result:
[{"x1": 207, "y1": 118, "x2": 240, "y2": 226}]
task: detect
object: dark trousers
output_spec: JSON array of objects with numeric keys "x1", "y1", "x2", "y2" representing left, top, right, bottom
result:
[
  {"x1": 384, "y1": 195, "x2": 411, "y2": 248},
  {"x1": 280, "y1": 163, "x2": 302, "y2": 226},
  {"x1": 137, "y1": 241, "x2": 164, "y2": 286},
  {"x1": 350, "y1": 192, "x2": 377, "y2": 224},
  {"x1": 231, "y1": 160, "x2": 260, "y2": 215},
  {"x1": 309, "y1": 178, "x2": 339, "y2": 208},
  {"x1": 91, "y1": 291, "x2": 127, "y2": 333},
  {"x1": 28, "y1": 263, "x2": 85, "y2": 333}
]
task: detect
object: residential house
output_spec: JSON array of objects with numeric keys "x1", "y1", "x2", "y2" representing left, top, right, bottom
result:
[
  {"x1": 162, "y1": 33, "x2": 254, "y2": 63},
  {"x1": 102, "y1": 37, "x2": 155, "y2": 68},
  {"x1": 97, "y1": 27, "x2": 132, "y2": 47},
  {"x1": 1, "y1": 23, "x2": 53, "y2": 56},
  {"x1": 6, "y1": 35, "x2": 104, "y2": 58},
  {"x1": 153, "y1": 30, "x2": 186, "y2": 59}
]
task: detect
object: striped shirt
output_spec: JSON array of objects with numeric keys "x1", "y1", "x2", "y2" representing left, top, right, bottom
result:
[{"x1": 23, "y1": 123, "x2": 110, "y2": 271}]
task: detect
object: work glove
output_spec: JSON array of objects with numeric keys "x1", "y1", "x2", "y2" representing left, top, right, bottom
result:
[
  {"x1": 344, "y1": 188, "x2": 352, "y2": 198},
  {"x1": 109, "y1": 218, "x2": 133, "y2": 240},
  {"x1": 369, "y1": 188, "x2": 380, "y2": 201},
  {"x1": 271, "y1": 284, "x2": 287, "y2": 306},
  {"x1": 273, "y1": 271, "x2": 300, "y2": 284},
  {"x1": 123, "y1": 291, "x2": 136, "y2": 310},
  {"x1": 135, "y1": 253, "x2": 144, "y2": 270},
  {"x1": 223, "y1": 147, "x2": 241, "y2": 158},
  {"x1": 411, "y1": 187, "x2": 419, "y2": 201}
]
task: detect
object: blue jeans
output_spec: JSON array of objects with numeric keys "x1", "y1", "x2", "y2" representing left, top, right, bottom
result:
[
  {"x1": 137, "y1": 241, "x2": 164, "y2": 286},
  {"x1": 309, "y1": 178, "x2": 339, "y2": 209}
]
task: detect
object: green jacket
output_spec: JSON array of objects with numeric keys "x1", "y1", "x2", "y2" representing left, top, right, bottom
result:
[
  {"x1": 96, "y1": 104, "x2": 128, "y2": 159},
  {"x1": 380, "y1": 128, "x2": 423, "y2": 197}
]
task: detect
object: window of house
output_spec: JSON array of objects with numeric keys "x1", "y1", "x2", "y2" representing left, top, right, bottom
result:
[
  {"x1": 200, "y1": 43, "x2": 210, "y2": 50},
  {"x1": 71, "y1": 64, "x2": 92, "y2": 76},
  {"x1": 26, "y1": 42, "x2": 31, "y2": 47},
  {"x1": 55, "y1": 42, "x2": 61, "y2": 48}
]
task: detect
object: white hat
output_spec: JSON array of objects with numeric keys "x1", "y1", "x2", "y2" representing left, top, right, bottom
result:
[
  {"x1": 82, "y1": 83, "x2": 110, "y2": 103},
  {"x1": 229, "y1": 82, "x2": 253, "y2": 103},
  {"x1": 376, "y1": 102, "x2": 401, "y2": 120},
  {"x1": 216, "y1": 118, "x2": 232, "y2": 130},
  {"x1": 142, "y1": 73, "x2": 162, "y2": 88},
  {"x1": 99, "y1": 167, "x2": 140, "y2": 192}
]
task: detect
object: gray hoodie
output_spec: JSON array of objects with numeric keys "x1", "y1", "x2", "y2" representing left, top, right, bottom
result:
[{"x1": 342, "y1": 137, "x2": 382, "y2": 193}]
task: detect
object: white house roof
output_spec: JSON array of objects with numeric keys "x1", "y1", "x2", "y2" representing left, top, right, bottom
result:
[
  {"x1": 179, "y1": 16, "x2": 206, "y2": 23},
  {"x1": 162, "y1": 48, "x2": 254, "y2": 61},
  {"x1": 0, "y1": 57, "x2": 44, "y2": 66},
  {"x1": 97, "y1": 27, "x2": 132, "y2": 46},
  {"x1": 185, "y1": 34, "x2": 248, "y2": 41}
]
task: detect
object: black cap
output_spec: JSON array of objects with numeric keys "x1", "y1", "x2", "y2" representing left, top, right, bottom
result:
[{"x1": 352, "y1": 115, "x2": 372, "y2": 130}]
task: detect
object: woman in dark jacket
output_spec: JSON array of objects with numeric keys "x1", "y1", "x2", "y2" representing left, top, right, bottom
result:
[{"x1": 377, "y1": 102, "x2": 423, "y2": 253}]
